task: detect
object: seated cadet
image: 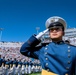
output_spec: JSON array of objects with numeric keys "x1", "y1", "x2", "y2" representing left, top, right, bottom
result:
[{"x1": 20, "y1": 16, "x2": 76, "y2": 75}]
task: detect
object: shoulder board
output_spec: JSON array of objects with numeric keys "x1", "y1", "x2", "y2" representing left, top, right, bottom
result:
[
  {"x1": 64, "y1": 42, "x2": 76, "y2": 47},
  {"x1": 36, "y1": 42, "x2": 50, "y2": 47},
  {"x1": 69, "y1": 44, "x2": 76, "y2": 47}
]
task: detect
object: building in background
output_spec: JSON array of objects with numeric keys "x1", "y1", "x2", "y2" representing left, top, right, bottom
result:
[{"x1": 41, "y1": 28, "x2": 76, "y2": 45}]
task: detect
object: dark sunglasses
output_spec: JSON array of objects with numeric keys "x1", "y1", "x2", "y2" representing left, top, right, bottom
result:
[{"x1": 49, "y1": 27, "x2": 62, "y2": 32}]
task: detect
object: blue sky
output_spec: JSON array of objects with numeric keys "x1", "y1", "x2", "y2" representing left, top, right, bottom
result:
[{"x1": 0, "y1": 0, "x2": 76, "y2": 42}]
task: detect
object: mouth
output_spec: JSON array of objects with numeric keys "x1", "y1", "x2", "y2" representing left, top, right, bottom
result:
[{"x1": 52, "y1": 34, "x2": 57, "y2": 36}]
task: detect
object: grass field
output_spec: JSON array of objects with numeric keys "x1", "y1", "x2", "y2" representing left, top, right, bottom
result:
[
  {"x1": 19, "y1": 72, "x2": 41, "y2": 75},
  {"x1": 29, "y1": 73, "x2": 41, "y2": 75}
]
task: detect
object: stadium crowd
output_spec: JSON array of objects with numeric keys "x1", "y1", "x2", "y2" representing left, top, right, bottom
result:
[{"x1": 0, "y1": 42, "x2": 42, "y2": 75}]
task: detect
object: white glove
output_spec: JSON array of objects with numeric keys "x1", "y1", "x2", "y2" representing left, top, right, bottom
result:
[{"x1": 36, "y1": 29, "x2": 49, "y2": 39}]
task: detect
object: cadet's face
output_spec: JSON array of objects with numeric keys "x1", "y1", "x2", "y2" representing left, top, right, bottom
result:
[{"x1": 49, "y1": 27, "x2": 64, "y2": 40}]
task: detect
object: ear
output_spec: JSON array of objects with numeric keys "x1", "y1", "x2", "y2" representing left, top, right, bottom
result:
[{"x1": 63, "y1": 32, "x2": 65, "y2": 36}]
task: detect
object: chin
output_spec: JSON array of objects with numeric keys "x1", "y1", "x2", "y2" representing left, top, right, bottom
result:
[
  {"x1": 51, "y1": 36, "x2": 59, "y2": 39},
  {"x1": 51, "y1": 38, "x2": 60, "y2": 41}
]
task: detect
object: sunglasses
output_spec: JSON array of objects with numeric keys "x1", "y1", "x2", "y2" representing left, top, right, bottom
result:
[{"x1": 49, "y1": 27, "x2": 62, "y2": 32}]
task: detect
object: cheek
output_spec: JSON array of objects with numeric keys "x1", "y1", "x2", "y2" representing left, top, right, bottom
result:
[
  {"x1": 49, "y1": 33, "x2": 54, "y2": 38},
  {"x1": 58, "y1": 32, "x2": 63, "y2": 36}
]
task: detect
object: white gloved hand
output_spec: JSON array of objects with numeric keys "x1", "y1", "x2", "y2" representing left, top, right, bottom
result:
[{"x1": 36, "y1": 29, "x2": 49, "y2": 39}]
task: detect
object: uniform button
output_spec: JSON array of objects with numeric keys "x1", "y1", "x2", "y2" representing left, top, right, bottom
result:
[
  {"x1": 68, "y1": 54, "x2": 71, "y2": 58},
  {"x1": 68, "y1": 61, "x2": 71, "y2": 64},
  {"x1": 45, "y1": 48, "x2": 48, "y2": 50},
  {"x1": 45, "y1": 58, "x2": 48, "y2": 60},
  {"x1": 46, "y1": 45, "x2": 48, "y2": 46},
  {"x1": 68, "y1": 50, "x2": 70, "y2": 52},
  {"x1": 46, "y1": 63, "x2": 48, "y2": 66},
  {"x1": 60, "y1": 42, "x2": 62, "y2": 44},
  {"x1": 66, "y1": 67, "x2": 69, "y2": 70},
  {"x1": 45, "y1": 52, "x2": 47, "y2": 55},
  {"x1": 68, "y1": 46, "x2": 70, "y2": 48}
]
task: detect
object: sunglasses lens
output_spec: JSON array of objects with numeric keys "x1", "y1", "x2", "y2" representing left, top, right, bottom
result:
[{"x1": 50, "y1": 27, "x2": 62, "y2": 32}]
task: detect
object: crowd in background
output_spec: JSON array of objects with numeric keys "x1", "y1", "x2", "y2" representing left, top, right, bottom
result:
[{"x1": 0, "y1": 42, "x2": 42, "y2": 75}]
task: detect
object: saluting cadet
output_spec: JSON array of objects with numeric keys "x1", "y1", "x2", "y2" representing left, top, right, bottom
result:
[{"x1": 20, "y1": 16, "x2": 76, "y2": 75}]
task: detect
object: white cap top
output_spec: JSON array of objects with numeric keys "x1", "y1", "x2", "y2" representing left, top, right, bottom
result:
[{"x1": 45, "y1": 16, "x2": 67, "y2": 30}]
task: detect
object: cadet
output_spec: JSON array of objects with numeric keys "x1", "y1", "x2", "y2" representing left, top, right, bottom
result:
[
  {"x1": 2, "y1": 56, "x2": 6, "y2": 67},
  {"x1": 0, "y1": 55, "x2": 3, "y2": 67},
  {"x1": 20, "y1": 16, "x2": 76, "y2": 75},
  {"x1": 13, "y1": 58, "x2": 18, "y2": 67}
]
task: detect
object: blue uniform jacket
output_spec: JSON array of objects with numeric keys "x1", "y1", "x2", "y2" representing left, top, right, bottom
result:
[{"x1": 20, "y1": 35, "x2": 76, "y2": 75}]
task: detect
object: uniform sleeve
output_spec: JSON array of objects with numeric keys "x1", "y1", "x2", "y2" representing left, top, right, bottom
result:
[
  {"x1": 75, "y1": 48, "x2": 76, "y2": 75},
  {"x1": 20, "y1": 35, "x2": 42, "y2": 59}
]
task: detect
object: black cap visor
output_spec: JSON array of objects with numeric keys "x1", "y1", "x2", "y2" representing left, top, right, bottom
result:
[{"x1": 48, "y1": 22, "x2": 64, "y2": 31}]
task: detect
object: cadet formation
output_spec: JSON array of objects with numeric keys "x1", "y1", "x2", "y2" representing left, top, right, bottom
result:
[{"x1": 0, "y1": 55, "x2": 42, "y2": 75}]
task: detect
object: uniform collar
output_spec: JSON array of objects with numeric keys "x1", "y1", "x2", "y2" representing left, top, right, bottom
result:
[{"x1": 52, "y1": 40, "x2": 64, "y2": 44}]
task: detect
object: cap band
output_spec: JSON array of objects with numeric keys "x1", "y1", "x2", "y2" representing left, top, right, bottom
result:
[{"x1": 48, "y1": 22, "x2": 64, "y2": 31}]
